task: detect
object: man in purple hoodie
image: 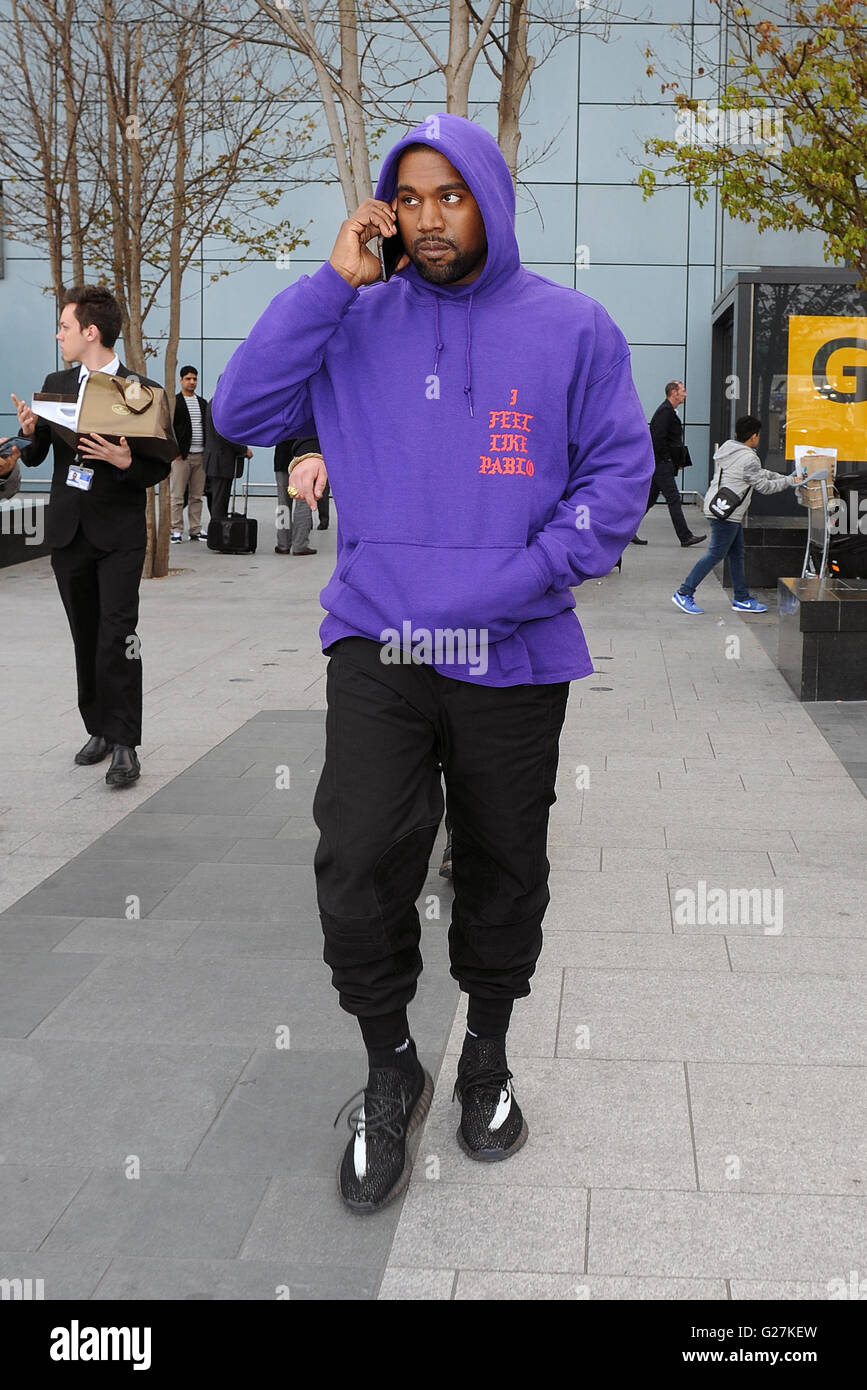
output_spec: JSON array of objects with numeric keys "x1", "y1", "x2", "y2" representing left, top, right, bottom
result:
[{"x1": 213, "y1": 114, "x2": 654, "y2": 1213}]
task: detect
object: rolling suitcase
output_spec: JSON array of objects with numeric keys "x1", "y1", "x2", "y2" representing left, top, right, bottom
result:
[{"x1": 207, "y1": 457, "x2": 258, "y2": 554}]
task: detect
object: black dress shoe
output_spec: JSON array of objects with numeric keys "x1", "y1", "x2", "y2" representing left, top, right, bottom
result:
[
  {"x1": 630, "y1": 536, "x2": 648, "y2": 545},
  {"x1": 316, "y1": 523, "x2": 329, "y2": 530},
  {"x1": 681, "y1": 533, "x2": 706, "y2": 547},
  {"x1": 105, "y1": 745, "x2": 141, "y2": 787},
  {"x1": 74, "y1": 735, "x2": 113, "y2": 765}
]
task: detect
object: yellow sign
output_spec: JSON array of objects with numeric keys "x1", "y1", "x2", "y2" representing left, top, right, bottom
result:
[{"x1": 785, "y1": 315, "x2": 867, "y2": 461}]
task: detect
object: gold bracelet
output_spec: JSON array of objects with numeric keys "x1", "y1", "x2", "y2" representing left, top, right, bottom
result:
[{"x1": 288, "y1": 451, "x2": 322, "y2": 475}]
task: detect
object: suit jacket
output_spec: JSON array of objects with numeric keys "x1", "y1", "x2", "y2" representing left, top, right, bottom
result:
[
  {"x1": 172, "y1": 392, "x2": 209, "y2": 459},
  {"x1": 203, "y1": 401, "x2": 249, "y2": 480},
  {"x1": 649, "y1": 399, "x2": 685, "y2": 468},
  {"x1": 19, "y1": 364, "x2": 174, "y2": 551}
]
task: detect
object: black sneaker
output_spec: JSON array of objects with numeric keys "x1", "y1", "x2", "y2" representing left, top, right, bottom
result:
[
  {"x1": 454, "y1": 1035, "x2": 527, "y2": 1162},
  {"x1": 335, "y1": 1046, "x2": 433, "y2": 1214}
]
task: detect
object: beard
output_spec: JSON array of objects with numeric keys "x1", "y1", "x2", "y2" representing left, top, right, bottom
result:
[{"x1": 409, "y1": 239, "x2": 487, "y2": 285}]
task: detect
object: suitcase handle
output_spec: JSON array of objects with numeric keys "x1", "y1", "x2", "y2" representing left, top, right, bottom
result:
[{"x1": 229, "y1": 453, "x2": 250, "y2": 515}]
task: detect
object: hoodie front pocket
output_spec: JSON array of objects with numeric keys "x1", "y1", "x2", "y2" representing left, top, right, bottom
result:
[{"x1": 321, "y1": 539, "x2": 559, "y2": 643}]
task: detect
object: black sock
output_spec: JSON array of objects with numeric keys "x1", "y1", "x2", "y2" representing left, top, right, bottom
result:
[
  {"x1": 466, "y1": 996, "x2": 513, "y2": 1039},
  {"x1": 358, "y1": 1008, "x2": 409, "y2": 1051},
  {"x1": 358, "y1": 1010, "x2": 418, "y2": 1074}
]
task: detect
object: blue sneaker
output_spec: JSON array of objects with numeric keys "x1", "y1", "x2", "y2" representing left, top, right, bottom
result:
[
  {"x1": 732, "y1": 597, "x2": 768, "y2": 612},
  {"x1": 672, "y1": 591, "x2": 704, "y2": 615}
]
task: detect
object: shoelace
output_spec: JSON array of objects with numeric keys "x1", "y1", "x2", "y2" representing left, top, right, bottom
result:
[
  {"x1": 333, "y1": 1080, "x2": 409, "y2": 1143},
  {"x1": 452, "y1": 1059, "x2": 514, "y2": 1105}
]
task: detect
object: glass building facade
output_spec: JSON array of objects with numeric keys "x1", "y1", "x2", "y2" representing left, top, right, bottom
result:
[{"x1": 0, "y1": 3, "x2": 831, "y2": 490}]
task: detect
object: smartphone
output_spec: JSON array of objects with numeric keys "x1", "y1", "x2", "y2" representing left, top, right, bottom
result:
[
  {"x1": 377, "y1": 226, "x2": 405, "y2": 282},
  {"x1": 0, "y1": 437, "x2": 30, "y2": 458}
]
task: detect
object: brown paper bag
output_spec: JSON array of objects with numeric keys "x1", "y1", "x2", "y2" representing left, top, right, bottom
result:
[{"x1": 36, "y1": 373, "x2": 178, "y2": 463}]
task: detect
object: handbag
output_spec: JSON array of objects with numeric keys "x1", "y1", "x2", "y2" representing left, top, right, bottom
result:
[{"x1": 707, "y1": 462, "x2": 752, "y2": 520}]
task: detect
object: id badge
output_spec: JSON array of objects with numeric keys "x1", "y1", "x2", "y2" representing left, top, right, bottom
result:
[{"x1": 66, "y1": 463, "x2": 94, "y2": 491}]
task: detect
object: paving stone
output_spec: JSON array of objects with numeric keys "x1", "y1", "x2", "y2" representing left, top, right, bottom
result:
[
  {"x1": 238, "y1": 1177, "x2": 405, "y2": 1268},
  {"x1": 248, "y1": 710, "x2": 325, "y2": 724},
  {"x1": 728, "y1": 936, "x2": 867, "y2": 974},
  {"x1": 601, "y1": 849, "x2": 775, "y2": 877},
  {"x1": 170, "y1": 752, "x2": 260, "y2": 779},
  {"x1": 544, "y1": 872, "x2": 673, "y2": 933},
  {"x1": 587, "y1": 1190, "x2": 867, "y2": 1279},
  {"x1": 151, "y1": 863, "x2": 317, "y2": 921},
  {"x1": 134, "y1": 779, "x2": 271, "y2": 816},
  {"x1": 388, "y1": 1186, "x2": 587, "y2": 1272},
  {"x1": 189, "y1": 1049, "x2": 420, "y2": 1179},
  {"x1": 220, "y1": 837, "x2": 318, "y2": 865},
  {"x1": 688, "y1": 1062, "x2": 866, "y2": 1195},
  {"x1": 410, "y1": 1058, "x2": 694, "y2": 1190},
  {"x1": 94, "y1": 831, "x2": 243, "y2": 863},
  {"x1": 542, "y1": 931, "x2": 729, "y2": 971},
  {"x1": 92, "y1": 1255, "x2": 375, "y2": 1301},
  {"x1": 730, "y1": 1278, "x2": 857, "y2": 1300},
  {"x1": 378, "y1": 1267, "x2": 455, "y2": 1299},
  {"x1": 53, "y1": 917, "x2": 201, "y2": 958},
  {"x1": 453, "y1": 1273, "x2": 728, "y2": 1300},
  {"x1": 0, "y1": 951, "x2": 102, "y2": 1037},
  {"x1": 0, "y1": 915, "x2": 82, "y2": 951},
  {"x1": 31, "y1": 954, "x2": 457, "y2": 1052},
  {"x1": 671, "y1": 877, "x2": 867, "y2": 939},
  {"x1": 0, "y1": 1040, "x2": 248, "y2": 1167},
  {"x1": 10, "y1": 859, "x2": 194, "y2": 919},
  {"x1": 182, "y1": 813, "x2": 292, "y2": 839},
  {"x1": 556, "y1": 969, "x2": 865, "y2": 1064},
  {"x1": 0, "y1": 1251, "x2": 109, "y2": 1299},
  {"x1": 177, "y1": 914, "x2": 323, "y2": 960},
  {"x1": 40, "y1": 1171, "x2": 268, "y2": 1259},
  {"x1": 0, "y1": 1166, "x2": 89, "y2": 1251}
]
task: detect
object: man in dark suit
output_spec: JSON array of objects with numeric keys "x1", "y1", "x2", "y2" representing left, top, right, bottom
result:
[
  {"x1": 202, "y1": 395, "x2": 252, "y2": 525},
  {"x1": 171, "y1": 366, "x2": 208, "y2": 542},
  {"x1": 2, "y1": 285, "x2": 174, "y2": 786},
  {"x1": 631, "y1": 379, "x2": 705, "y2": 548}
]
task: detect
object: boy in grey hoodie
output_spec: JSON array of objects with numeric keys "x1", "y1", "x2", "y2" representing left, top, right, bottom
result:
[{"x1": 672, "y1": 415, "x2": 800, "y2": 614}]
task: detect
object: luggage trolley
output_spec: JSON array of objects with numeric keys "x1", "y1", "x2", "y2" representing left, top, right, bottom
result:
[{"x1": 797, "y1": 455, "x2": 836, "y2": 581}]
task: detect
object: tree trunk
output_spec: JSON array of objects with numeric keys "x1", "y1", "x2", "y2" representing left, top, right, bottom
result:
[
  {"x1": 446, "y1": 0, "x2": 471, "y2": 116},
  {"x1": 338, "y1": 0, "x2": 373, "y2": 205},
  {"x1": 498, "y1": 0, "x2": 534, "y2": 180},
  {"x1": 61, "y1": 0, "x2": 85, "y2": 285},
  {"x1": 298, "y1": 0, "x2": 359, "y2": 212}
]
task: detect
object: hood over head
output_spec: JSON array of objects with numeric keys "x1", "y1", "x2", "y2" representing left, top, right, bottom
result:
[
  {"x1": 375, "y1": 113, "x2": 519, "y2": 301},
  {"x1": 714, "y1": 439, "x2": 755, "y2": 462}
]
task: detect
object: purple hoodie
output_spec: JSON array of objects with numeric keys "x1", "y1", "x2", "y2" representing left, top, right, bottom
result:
[{"x1": 213, "y1": 114, "x2": 654, "y2": 685}]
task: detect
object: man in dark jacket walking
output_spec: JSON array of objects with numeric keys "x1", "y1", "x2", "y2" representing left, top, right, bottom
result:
[
  {"x1": 632, "y1": 380, "x2": 704, "y2": 547},
  {"x1": 4, "y1": 284, "x2": 174, "y2": 786},
  {"x1": 202, "y1": 397, "x2": 252, "y2": 523}
]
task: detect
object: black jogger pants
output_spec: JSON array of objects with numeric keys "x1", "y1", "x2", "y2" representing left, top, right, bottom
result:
[{"x1": 313, "y1": 637, "x2": 569, "y2": 1020}]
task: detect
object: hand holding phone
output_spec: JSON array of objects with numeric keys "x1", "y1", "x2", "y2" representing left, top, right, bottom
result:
[
  {"x1": 329, "y1": 198, "x2": 407, "y2": 288},
  {"x1": 0, "y1": 437, "x2": 30, "y2": 459}
]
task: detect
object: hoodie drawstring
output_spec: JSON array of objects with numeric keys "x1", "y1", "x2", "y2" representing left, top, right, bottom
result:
[
  {"x1": 464, "y1": 295, "x2": 475, "y2": 418},
  {"x1": 432, "y1": 297, "x2": 444, "y2": 377},
  {"x1": 430, "y1": 292, "x2": 475, "y2": 418}
]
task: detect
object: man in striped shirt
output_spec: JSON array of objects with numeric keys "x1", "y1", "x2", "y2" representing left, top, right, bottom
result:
[{"x1": 171, "y1": 366, "x2": 208, "y2": 542}]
